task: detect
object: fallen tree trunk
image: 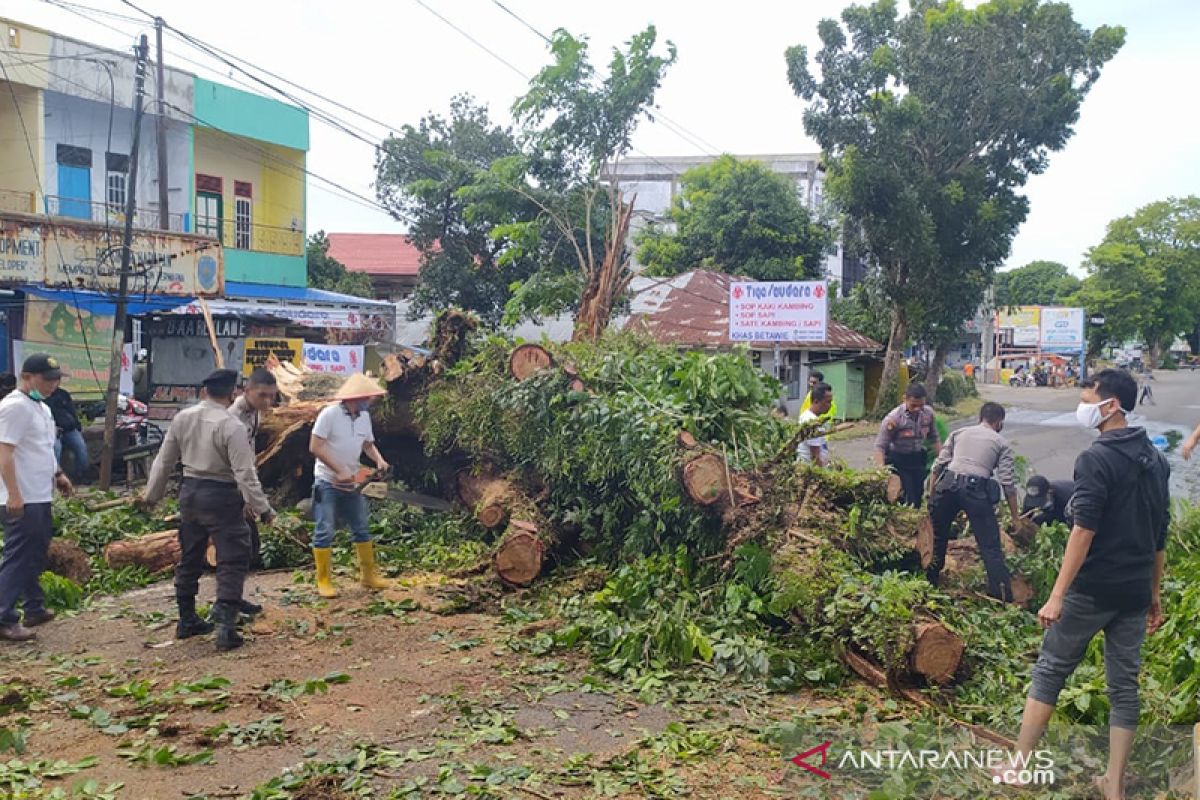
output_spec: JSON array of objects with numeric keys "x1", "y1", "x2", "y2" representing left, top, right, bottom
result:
[{"x1": 492, "y1": 519, "x2": 555, "y2": 588}]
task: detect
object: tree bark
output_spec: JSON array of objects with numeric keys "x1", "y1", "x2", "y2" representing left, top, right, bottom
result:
[
  {"x1": 48, "y1": 539, "x2": 94, "y2": 585},
  {"x1": 875, "y1": 307, "x2": 909, "y2": 414},
  {"x1": 455, "y1": 469, "x2": 516, "y2": 530},
  {"x1": 492, "y1": 519, "x2": 555, "y2": 588},
  {"x1": 926, "y1": 340, "x2": 951, "y2": 402},
  {"x1": 103, "y1": 530, "x2": 216, "y2": 573}
]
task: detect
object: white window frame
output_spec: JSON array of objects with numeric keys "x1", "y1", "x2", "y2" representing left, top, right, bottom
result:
[
  {"x1": 106, "y1": 171, "x2": 127, "y2": 214},
  {"x1": 234, "y1": 197, "x2": 252, "y2": 250}
]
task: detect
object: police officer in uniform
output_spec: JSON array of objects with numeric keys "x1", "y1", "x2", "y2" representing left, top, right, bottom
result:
[
  {"x1": 874, "y1": 383, "x2": 940, "y2": 507},
  {"x1": 139, "y1": 369, "x2": 275, "y2": 651},
  {"x1": 925, "y1": 401, "x2": 1021, "y2": 601}
]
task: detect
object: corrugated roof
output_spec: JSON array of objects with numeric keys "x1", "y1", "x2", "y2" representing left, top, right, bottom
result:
[
  {"x1": 626, "y1": 270, "x2": 883, "y2": 351},
  {"x1": 326, "y1": 233, "x2": 421, "y2": 277}
]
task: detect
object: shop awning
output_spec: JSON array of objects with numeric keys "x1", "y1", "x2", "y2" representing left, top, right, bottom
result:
[
  {"x1": 166, "y1": 282, "x2": 396, "y2": 331},
  {"x1": 23, "y1": 286, "x2": 194, "y2": 316}
]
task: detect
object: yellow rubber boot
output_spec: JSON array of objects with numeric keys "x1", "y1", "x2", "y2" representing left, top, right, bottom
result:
[
  {"x1": 354, "y1": 541, "x2": 390, "y2": 590},
  {"x1": 312, "y1": 548, "x2": 338, "y2": 598}
]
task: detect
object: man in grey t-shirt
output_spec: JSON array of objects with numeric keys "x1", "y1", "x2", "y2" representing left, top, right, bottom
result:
[{"x1": 308, "y1": 374, "x2": 390, "y2": 598}]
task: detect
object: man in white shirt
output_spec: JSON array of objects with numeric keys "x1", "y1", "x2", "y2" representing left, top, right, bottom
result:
[
  {"x1": 0, "y1": 354, "x2": 73, "y2": 641},
  {"x1": 308, "y1": 374, "x2": 390, "y2": 598},
  {"x1": 797, "y1": 383, "x2": 833, "y2": 467}
]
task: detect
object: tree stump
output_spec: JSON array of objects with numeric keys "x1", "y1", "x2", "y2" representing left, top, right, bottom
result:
[{"x1": 508, "y1": 344, "x2": 554, "y2": 381}]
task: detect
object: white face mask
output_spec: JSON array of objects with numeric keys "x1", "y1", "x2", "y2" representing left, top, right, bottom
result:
[{"x1": 1075, "y1": 398, "x2": 1118, "y2": 429}]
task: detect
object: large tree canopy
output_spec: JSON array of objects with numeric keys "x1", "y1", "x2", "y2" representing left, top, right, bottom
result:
[
  {"x1": 635, "y1": 155, "x2": 833, "y2": 281},
  {"x1": 994, "y1": 260, "x2": 1081, "y2": 309},
  {"x1": 786, "y1": 0, "x2": 1124, "y2": 408},
  {"x1": 374, "y1": 95, "x2": 556, "y2": 325},
  {"x1": 1075, "y1": 197, "x2": 1200, "y2": 363}
]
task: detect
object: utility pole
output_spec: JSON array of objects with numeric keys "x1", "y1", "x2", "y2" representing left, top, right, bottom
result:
[
  {"x1": 99, "y1": 35, "x2": 149, "y2": 491},
  {"x1": 154, "y1": 18, "x2": 169, "y2": 230}
]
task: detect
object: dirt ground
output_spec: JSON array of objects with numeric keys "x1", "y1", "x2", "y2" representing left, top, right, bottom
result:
[{"x1": 0, "y1": 567, "x2": 853, "y2": 800}]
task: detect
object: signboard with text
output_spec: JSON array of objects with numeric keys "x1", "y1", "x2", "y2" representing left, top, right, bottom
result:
[
  {"x1": 303, "y1": 343, "x2": 364, "y2": 375},
  {"x1": 1, "y1": 220, "x2": 223, "y2": 296},
  {"x1": 1039, "y1": 307, "x2": 1085, "y2": 352},
  {"x1": 242, "y1": 337, "x2": 303, "y2": 376},
  {"x1": 728, "y1": 281, "x2": 829, "y2": 342},
  {"x1": 999, "y1": 306, "x2": 1041, "y2": 347}
]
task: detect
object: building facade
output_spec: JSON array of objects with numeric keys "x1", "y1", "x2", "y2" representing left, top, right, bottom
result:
[
  {"x1": 607, "y1": 154, "x2": 868, "y2": 295},
  {"x1": 0, "y1": 16, "x2": 308, "y2": 289},
  {"x1": 326, "y1": 233, "x2": 421, "y2": 301}
]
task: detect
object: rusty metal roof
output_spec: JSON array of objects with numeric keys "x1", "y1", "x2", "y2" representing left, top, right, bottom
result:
[{"x1": 626, "y1": 269, "x2": 883, "y2": 352}]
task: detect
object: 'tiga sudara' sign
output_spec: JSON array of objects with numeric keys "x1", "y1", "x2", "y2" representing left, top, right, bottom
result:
[
  {"x1": 728, "y1": 281, "x2": 829, "y2": 342},
  {"x1": 303, "y1": 343, "x2": 364, "y2": 374}
]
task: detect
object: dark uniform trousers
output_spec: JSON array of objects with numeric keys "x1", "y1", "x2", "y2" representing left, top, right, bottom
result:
[
  {"x1": 886, "y1": 450, "x2": 929, "y2": 507},
  {"x1": 176, "y1": 478, "x2": 252, "y2": 604},
  {"x1": 927, "y1": 473, "x2": 1012, "y2": 601},
  {"x1": 0, "y1": 503, "x2": 53, "y2": 624}
]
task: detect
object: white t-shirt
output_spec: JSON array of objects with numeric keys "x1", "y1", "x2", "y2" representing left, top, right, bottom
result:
[
  {"x1": 797, "y1": 409, "x2": 829, "y2": 466},
  {"x1": 0, "y1": 391, "x2": 58, "y2": 504},
  {"x1": 311, "y1": 402, "x2": 375, "y2": 483}
]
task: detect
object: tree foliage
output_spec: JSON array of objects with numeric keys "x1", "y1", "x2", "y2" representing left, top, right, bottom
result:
[
  {"x1": 305, "y1": 231, "x2": 373, "y2": 298},
  {"x1": 506, "y1": 27, "x2": 677, "y2": 338},
  {"x1": 635, "y1": 155, "x2": 834, "y2": 281},
  {"x1": 786, "y1": 0, "x2": 1124, "y2": 409},
  {"x1": 374, "y1": 95, "x2": 562, "y2": 325},
  {"x1": 994, "y1": 260, "x2": 1080, "y2": 309},
  {"x1": 1075, "y1": 197, "x2": 1200, "y2": 360}
]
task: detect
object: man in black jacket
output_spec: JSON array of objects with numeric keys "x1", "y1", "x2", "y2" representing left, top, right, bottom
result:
[
  {"x1": 47, "y1": 386, "x2": 90, "y2": 482},
  {"x1": 1005, "y1": 370, "x2": 1169, "y2": 800}
]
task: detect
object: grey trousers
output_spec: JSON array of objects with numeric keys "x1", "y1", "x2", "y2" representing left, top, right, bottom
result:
[
  {"x1": 0, "y1": 503, "x2": 53, "y2": 624},
  {"x1": 1028, "y1": 589, "x2": 1148, "y2": 729},
  {"x1": 175, "y1": 479, "x2": 252, "y2": 604}
]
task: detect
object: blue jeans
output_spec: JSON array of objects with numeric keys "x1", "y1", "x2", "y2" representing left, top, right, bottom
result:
[
  {"x1": 311, "y1": 480, "x2": 371, "y2": 549},
  {"x1": 54, "y1": 429, "x2": 90, "y2": 480}
]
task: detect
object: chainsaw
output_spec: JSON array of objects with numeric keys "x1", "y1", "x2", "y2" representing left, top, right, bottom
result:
[{"x1": 346, "y1": 466, "x2": 452, "y2": 512}]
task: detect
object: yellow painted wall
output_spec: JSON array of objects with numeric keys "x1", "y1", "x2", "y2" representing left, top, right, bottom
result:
[
  {"x1": 0, "y1": 81, "x2": 43, "y2": 210},
  {"x1": 0, "y1": 20, "x2": 52, "y2": 90},
  {"x1": 192, "y1": 128, "x2": 304, "y2": 256}
]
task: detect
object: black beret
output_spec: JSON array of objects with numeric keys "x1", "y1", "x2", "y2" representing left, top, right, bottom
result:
[{"x1": 202, "y1": 368, "x2": 239, "y2": 390}]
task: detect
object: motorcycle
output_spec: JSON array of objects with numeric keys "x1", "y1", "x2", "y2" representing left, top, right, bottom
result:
[
  {"x1": 79, "y1": 394, "x2": 163, "y2": 458},
  {"x1": 1008, "y1": 371, "x2": 1036, "y2": 387}
]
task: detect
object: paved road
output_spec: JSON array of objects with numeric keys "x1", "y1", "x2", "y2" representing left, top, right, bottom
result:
[{"x1": 836, "y1": 370, "x2": 1200, "y2": 499}]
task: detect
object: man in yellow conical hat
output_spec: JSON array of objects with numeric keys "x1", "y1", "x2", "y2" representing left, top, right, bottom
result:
[{"x1": 307, "y1": 373, "x2": 390, "y2": 597}]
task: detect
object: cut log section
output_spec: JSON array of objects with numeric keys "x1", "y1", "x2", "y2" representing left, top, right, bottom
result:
[
  {"x1": 455, "y1": 470, "x2": 515, "y2": 530},
  {"x1": 105, "y1": 530, "x2": 179, "y2": 573},
  {"x1": 509, "y1": 344, "x2": 554, "y2": 381},
  {"x1": 1010, "y1": 574, "x2": 1035, "y2": 608},
  {"x1": 886, "y1": 474, "x2": 904, "y2": 504},
  {"x1": 103, "y1": 530, "x2": 217, "y2": 574},
  {"x1": 915, "y1": 515, "x2": 935, "y2": 569},
  {"x1": 681, "y1": 453, "x2": 730, "y2": 507},
  {"x1": 492, "y1": 520, "x2": 548, "y2": 588},
  {"x1": 910, "y1": 619, "x2": 965, "y2": 684},
  {"x1": 1010, "y1": 517, "x2": 1038, "y2": 547}
]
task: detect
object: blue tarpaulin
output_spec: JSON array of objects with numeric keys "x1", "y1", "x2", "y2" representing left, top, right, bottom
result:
[
  {"x1": 22, "y1": 286, "x2": 194, "y2": 316},
  {"x1": 224, "y1": 281, "x2": 394, "y2": 307}
]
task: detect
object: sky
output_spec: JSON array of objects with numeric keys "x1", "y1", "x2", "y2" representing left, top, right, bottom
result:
[{"x1": 7, "y1": 0, "x2": 1199, "y2": 275}]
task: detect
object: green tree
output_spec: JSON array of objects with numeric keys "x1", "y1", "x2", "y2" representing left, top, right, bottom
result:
[
  {"x1": 375, "y1": 95, "x2": 557, "y2": 326},
  {"x1": 635, "y1": 155, "x2": 833, "y2": 280},
  {"x1": 994, "y1": 260, "x2": 1081, "y2": 309},
  {"x1": 507, "y1": 26, "x2": 677, "y2": 339},
  {"x1": 306, "y1": 231, "x2": 373, "y2": 298},
  {"x1": 786, "y1": 0, "x2": 1124, "y2": 409},
  {"x1": 1074, "y1": 197, "x2": 1200, "y2": 366}
]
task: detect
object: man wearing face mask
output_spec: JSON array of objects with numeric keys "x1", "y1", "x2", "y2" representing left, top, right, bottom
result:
[
  {"x1": 308, "y1": 374, "x2": 390, "y2": 598},
  {"x1": 0, "y1": 355, "x2": 74, "y2": 641},
  {"x1": 925, "y1": 402, "x2": 1021, "y2": 601},
  {"x1": 1007, "y1": 370, "x2": 1169, "y2": 800}
]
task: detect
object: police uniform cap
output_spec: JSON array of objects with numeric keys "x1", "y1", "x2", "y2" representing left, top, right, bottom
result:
[{"x1": 201, "y1": 368, "x2": 239, "y2": 391}]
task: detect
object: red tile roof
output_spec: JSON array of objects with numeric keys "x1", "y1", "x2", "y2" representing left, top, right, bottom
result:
[
  {"x1": 626, "y1": 269, "x2": 883, "y2": 351},
  {"x1": 326, "y1": 233, "x2": 421, "y2": 277}
]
